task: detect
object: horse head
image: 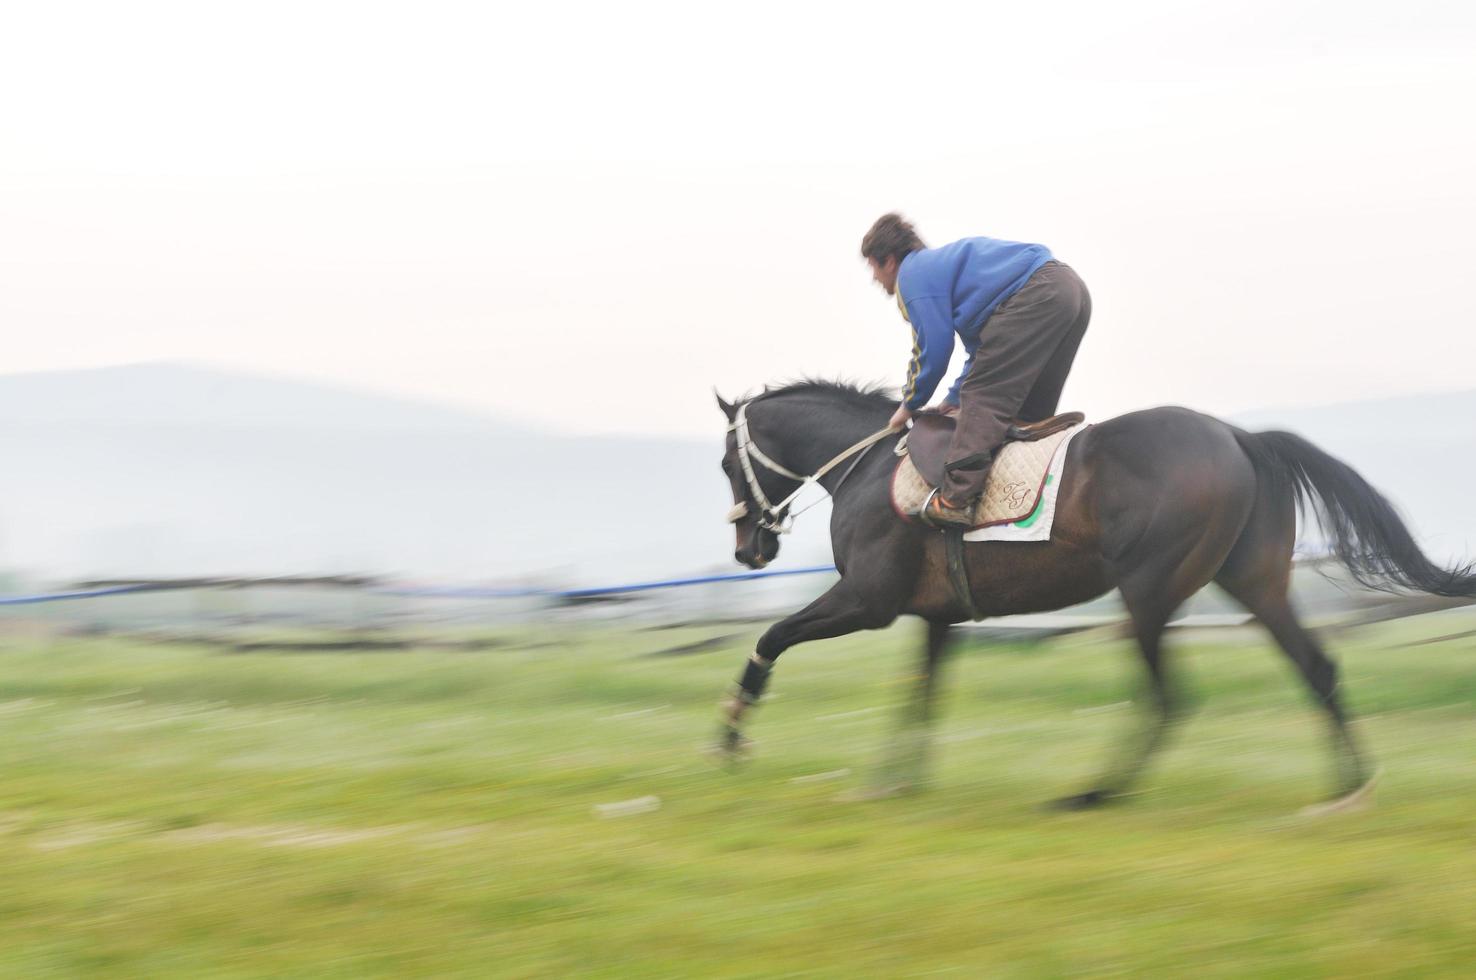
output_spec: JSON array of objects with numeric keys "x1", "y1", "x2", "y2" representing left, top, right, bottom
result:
[{"x1": 716, "y1": 390, "x2": 782, "y2": 569}]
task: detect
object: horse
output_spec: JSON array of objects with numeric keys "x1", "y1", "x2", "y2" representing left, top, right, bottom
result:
[{"x1": 713, "y1": 380, "x2": 1476, "y2": 809}]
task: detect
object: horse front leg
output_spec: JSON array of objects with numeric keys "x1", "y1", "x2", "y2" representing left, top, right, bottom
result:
[
  {"x1": 873, "y1": 619, "x2": 956, "y2": 794},
  {"x1": 716, "y1": 578, "x2": 895, "y2": 760}
]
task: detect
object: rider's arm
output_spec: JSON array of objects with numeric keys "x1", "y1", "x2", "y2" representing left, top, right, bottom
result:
[{"x1": 900, "y1": 293, "x2": 955, "y2": 411}]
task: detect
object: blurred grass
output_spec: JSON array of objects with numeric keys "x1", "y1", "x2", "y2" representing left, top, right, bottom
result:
[{"x1": 1, "y1": 614, "x2": 1474, "y2": 977}]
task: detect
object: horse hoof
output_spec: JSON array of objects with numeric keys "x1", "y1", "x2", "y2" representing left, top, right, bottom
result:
[
  {"x1": 1047, "y1": 789, "x2": 1115, "y2": 811},
  {"x1": 703, "y1": 732, "x2": 754, "y2": 767},
  {"x1": 1299, "y1": 770, "x2": 1380, "y2": 818}
]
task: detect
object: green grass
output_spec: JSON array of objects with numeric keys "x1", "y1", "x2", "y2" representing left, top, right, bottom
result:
[{"x1": 1, "y1": 615, "x2": 1474, "y2": 977}]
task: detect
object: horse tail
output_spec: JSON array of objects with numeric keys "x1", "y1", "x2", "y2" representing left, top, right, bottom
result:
[{"x1": 1233, "y1": 428, "x2": 1476, "y2": 597}]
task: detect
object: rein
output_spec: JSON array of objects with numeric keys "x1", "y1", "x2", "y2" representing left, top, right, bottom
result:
[{"x1": 727, "y1": 401, "x2": 900, "y2": 534}]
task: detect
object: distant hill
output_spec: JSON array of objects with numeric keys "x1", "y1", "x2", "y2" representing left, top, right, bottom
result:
[
  {"x1": 0, "y1": 364, "x2": 1470, "y2": 585},
  {"x1": 0, "y1": 363, "x2": 522, "y2": 432},
  {"x1": 0, "y1": 363, "x2": 836, "y2": 584},
  {"x1": 1233, "y1": 389, "x2": 1476, "y2": 563}
]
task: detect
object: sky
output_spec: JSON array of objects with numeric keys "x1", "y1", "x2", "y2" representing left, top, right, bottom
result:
[{"x1": 3, "y1": 1, "x2": 1475, "y2": 439}]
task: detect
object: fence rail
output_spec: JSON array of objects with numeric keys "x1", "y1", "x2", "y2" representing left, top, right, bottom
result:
[{"x1": 0, "y1": 566, "x2": 840, "y2": 606}]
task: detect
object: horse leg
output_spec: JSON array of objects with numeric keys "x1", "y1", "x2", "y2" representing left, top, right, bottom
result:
[
  {"x1": 1052, "y1": 589, "x2": 1182, "y2": 809},
  {"x1": 1212, "y1": 466, "x2": 1373, "y2": 804},
  {"x1": 1052, "y1": 487, "x2": 1252, "y2": 809},
  {"x1": 716, "y1": 578, "x2": 897, "y2": 758},
  {"x1": 863, "y1": 619, "x2": 956, "y2": 796},
  {"x1": 1216, "y1": 576, "x2": 1371, "y2": 802}
]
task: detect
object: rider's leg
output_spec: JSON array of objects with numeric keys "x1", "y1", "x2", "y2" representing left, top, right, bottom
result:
[
  {"x1": 1015, "y1": 265, "x2": 1092, "y2": 423},
  {"x1": 942, "y1": 262, "x2": 1089, "y2": 506}
]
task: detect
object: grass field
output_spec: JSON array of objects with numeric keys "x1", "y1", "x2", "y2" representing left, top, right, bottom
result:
[{"x1": 2, "y1": 614, "x2": 1474, "y2": 977}]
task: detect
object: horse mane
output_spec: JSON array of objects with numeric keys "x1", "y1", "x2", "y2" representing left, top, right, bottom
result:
[{"x1": 750, "y1": 377, "x2": 896, "y2": 412}]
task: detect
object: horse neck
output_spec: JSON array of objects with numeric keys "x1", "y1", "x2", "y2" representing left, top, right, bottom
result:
[{"x1": 749, "y1": 394, "x2": 891, "y2": 491}]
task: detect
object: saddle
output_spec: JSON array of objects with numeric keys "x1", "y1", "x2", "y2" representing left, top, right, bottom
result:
[
  {"x1": 892, "y1": 410, "x2": 1086, "y2": 623},
  {"x1": 904, "y1": 411, "x2": 1085, "y2": 489}
]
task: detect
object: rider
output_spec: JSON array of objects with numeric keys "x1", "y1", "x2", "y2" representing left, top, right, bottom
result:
[{"x1": 862, "y1": 213, "x2": 1092, "y2": 529}]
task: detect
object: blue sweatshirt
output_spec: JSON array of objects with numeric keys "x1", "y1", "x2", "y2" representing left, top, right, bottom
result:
[{"x1": 896, "y1": 237, "x2": 1053, "y2": 410}]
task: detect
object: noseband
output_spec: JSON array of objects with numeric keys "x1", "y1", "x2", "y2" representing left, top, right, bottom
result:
[{"x1": 726, "y1": 401, "x2": 899, "y2": 535}]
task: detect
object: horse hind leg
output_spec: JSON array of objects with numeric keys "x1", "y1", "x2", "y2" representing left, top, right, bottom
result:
[
  {"x1": 1051, "y1": 575, "x2": 1185, "y2": 809},
  {"x1": 1212, "y1": 463, "x2": 1374, "y2": 805},
  {"x1": 1054, "y1": 488, "x2": 1253, "y2": 809},
  {"x1": 1214, "y1": 560, "x2": 1373, "y2": 807}
]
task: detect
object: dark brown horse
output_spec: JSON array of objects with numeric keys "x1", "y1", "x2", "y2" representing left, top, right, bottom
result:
[{"x1": 714, "y1": 381, "x2": 1476, "y2": 808}]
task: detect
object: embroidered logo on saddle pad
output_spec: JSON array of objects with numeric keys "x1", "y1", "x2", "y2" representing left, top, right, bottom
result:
[{"x1": 891, "y1": 423, "x2": 1086, "y2": 534}]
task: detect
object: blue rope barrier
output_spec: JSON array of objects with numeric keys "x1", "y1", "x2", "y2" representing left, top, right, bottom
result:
[
  {"x1": 378, "y1": 565, "x2": 839, "y2": 599},
  {"x1": 555, "y1": 564, "x2": 837, "y2": 598},
  {"x1": 0, "y1": 584, "x2": 160, "y2": 606},
  {"x1": 0, "y1": 566, "x2": 840, "y2": 606},
  {"x1": 373, "y1": 586, "x2": 550, "y2": 600}
]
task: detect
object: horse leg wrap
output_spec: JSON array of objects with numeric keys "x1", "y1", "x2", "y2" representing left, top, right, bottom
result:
[
  {"x1": 724, "y1": 653, "x2": 774, "y2": 727},
  {"x1": 740, "y1": 651, "x2": 773, "y2": 693}
]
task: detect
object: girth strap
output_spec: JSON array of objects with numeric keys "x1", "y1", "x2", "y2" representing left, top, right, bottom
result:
[{"x1": 944, "y1": 529, "x2": 983, "y2": 622}]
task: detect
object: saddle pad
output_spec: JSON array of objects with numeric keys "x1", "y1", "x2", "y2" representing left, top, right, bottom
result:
[{"x1": 890, "y1": 423, "x2": 1086, "y2": 536}]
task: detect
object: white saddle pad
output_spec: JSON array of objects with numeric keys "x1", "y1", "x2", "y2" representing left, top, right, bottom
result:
[{"x1": 890, "y1": 423, "x2": 1086, "y2": 542}]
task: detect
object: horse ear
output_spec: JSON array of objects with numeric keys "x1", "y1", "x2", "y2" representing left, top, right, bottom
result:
[{"x1": 714, "y1": 389, "x2": 737, "y2": 421}]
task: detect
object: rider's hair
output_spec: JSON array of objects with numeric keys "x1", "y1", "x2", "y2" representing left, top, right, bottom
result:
[{"x1": 860, "y1": 213, "x2": 926, "y2": 266}]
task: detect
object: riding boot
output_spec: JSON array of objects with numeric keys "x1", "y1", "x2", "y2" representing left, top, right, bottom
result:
[{"x1": 922, "y1": 491, "x2": 975, "y2": 530}]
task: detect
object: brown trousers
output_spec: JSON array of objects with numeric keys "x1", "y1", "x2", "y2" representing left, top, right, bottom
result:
[{"x1": 942, "y1": 260, "x2": 1092, "y2": 503}]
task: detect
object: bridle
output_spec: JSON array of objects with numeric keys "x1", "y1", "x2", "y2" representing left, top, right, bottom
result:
[{"x1": 725, "y1": 400, "x2": 899, "y2": 535}]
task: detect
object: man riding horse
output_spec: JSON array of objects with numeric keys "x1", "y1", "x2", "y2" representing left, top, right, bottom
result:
[
  {"x1": 713, "y1": 220, "x2": 1476, "y2": 807},
  {"x1": 862, "y1": 213, "x2": 1092, "y2": 529}
]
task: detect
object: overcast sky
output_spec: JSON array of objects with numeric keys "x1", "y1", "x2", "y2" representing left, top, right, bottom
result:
[{"x1": 3, "y1": 1, "x2": 1474, "y2": 438}]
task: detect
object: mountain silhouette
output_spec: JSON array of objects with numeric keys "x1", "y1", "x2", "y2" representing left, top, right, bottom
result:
[{"x1": 1, "y1": 364, "x2": 1470, "y2": 586}]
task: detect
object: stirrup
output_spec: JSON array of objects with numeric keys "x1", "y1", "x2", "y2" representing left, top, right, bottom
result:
[
  {"x1": 919, "y1": 489, "x2": 972, "y2": 529},
  {"x1": 918, "y1": 488, "x2": 943, "y2": 528}
]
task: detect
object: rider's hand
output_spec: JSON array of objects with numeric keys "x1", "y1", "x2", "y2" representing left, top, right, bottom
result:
[{"x1": 888, "y1": 404, "x2": 913, "y2": 430}]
